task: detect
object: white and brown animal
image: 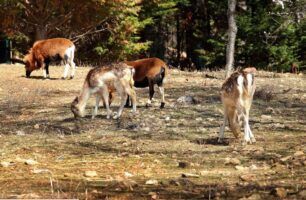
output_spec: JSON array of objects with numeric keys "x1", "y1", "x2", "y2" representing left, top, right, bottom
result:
[
  {"x1": 218, "y1": 67, "x2": 257, "y2": 144},
  {"x1": 125, "y1": 57, "x2": 168, "y2": 108},
  {"x1": 71, "y1": 63, "x2": 136, "y2": 119},
  {"x1": 13, "y1": 38, "x2": 76, "y2": 79}
]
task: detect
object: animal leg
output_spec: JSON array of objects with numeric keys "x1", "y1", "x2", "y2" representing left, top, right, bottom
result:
[
  {"x1": 70, "y1": 61, "x2": 76, "y2": 79},
  {"x1": 40, "y1": 62, "x2": 47, "y2": 79},
  {"x1": 125, "y1": 86, "x2": 137, "y2": 113},
  {"x1": 245, "y1": 109, "x2": 256, "y2": 143},
  {"x1": 43, "y1": 69, "x2": 47, "y2": 79},
  {"x1": 146, "y1": 81, "x2": 154, "y2": 107},
  {"x1": 92, "y1": 95, "x2": 101, "y2": 119},
  {"x1": 62, "y1": 63, "x2": 70, "y2": 79},
  {"x1": 218, "y1": 112, "x2": 228, "y2": 143},
  {"x1": 125, "y1": 95, "x2": 131, "y2": 108},
  {"x1": 243, "y1": 113, "x2": 252, "y2": 144},
  {"x1": 101, "y1": 89, "x2": 111, "y2": 119},
  {"x1": 45, "y1": 61, "x2": 50, "y2": 79},
  {"x1": 158, "y1": 86, "x2": 165, "y2": 108},
  {"x1": 227, "y1": 108, "x2": 241, "y2": 139},
  {"x1": 114, "y1": 90, "x2": 127, "y2": 119}
]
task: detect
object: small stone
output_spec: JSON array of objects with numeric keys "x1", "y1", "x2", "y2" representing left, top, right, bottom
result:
[
  {"x1": 265, "y1": 107, "x2": 275, "y2": 113},
  {"x1": 261, "y1": 115, "x2": 272, "y2": 120},
  {"x1": 272, "y1": 187, "x2": 287, "y2": 198},
  {"x1": 244, "y1": 194, "x2": 261, "y2": 200},
  {"x1": 145, "y1": 179, "x2": 159, "y2": 185},
  {"x1": 1, "y1": 161, "x2": 10, "y2": 168},
  {"x1": 207, "y1": 118, "x2": 214, "y2": 122},
  {"x1": 16, "y1": 130, "x2": 25, "y2": 136},
  {"x1": 177, "y1": 95, "x2": 196, "y2": 104},
  {"x1": 32, "y1": 168, "x2": 50, "y2": 174},
  {"x1": 235, "y1": 165, "x2": 248, "y2": 171},
  {"x1": 25, "y1": 159, "x2": 38, "y2": 165},
  {"x1": 181, "y1": 173, "x2": 200, "y2": 178},
  {"x1": 249, "y1": 164, "x2": 258, "y2": 170},
  {"x1": 225, "y1": 157, "x2": 241, "y2": 165},
  {"x1": 141, "y1": 127, "x2": 150, "y2": 132},
  {"x1": 169, "y1": 179, "x2": 180, "y2": 186},
  {"x1": 293, "y1": 151, "x2": 304, "y2": 157},
  {"x1": 165, "y1": 116, "x2": 170, "y2": 121},
  {"x1": 298, "y1": 190, "x2": 306, "y2": 198},
  {"x1": 178, "y1": 161, "x2": 189, "y2": 168},
  {"x1": 153, "y1": 159, "x2": 161, "y2": 164},
  {"x1": 34, "y1": 124, "x2": 40, "y2": 129},
  {"x1": 293, "y1": 160, "x2": 302, "y2": 166},
  {"x1": 199, "y1": 170, "x2": 209, "y2": 176},
  {"x1": 148, "y1": 192, "x2": 158, "y2": 200},
  {"x1": 195, "y1": 117, "x2": 202, "y2": 121},
  {"x1": 240, "y1": 174, "x2": 255, "y2": 182},
  {"x1": 124, "y1": 172, "x2": 133, "y2": 178},
  {"x1": 84, "y1": 171, "x2": 97, "y2": 177},
  {"x1": 280, "y1": 156, "x2": 291, "y2": 163}
]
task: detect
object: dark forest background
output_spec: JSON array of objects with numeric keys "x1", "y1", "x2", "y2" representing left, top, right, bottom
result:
[{"x1": 0, "y1": 0, "x2": 305, "y2": 71}]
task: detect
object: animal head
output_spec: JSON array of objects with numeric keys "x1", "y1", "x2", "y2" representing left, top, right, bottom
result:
[
  {"x1": 24, "y1": 52, "x2": 36, "y2": 78},
  {"x1": 71, "y1": 97, "x2": 84, "y2": 118}
]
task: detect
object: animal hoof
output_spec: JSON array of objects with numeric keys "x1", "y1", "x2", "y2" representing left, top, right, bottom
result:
[
  {"x1": 251, "y1": 138, "x2": 256, "y2": 143},
  {"x1": 61, "y1": 77, "x2": 66, "y2": 80},
  {"x1": 160, "y1": 102, "x2": 165, "y2": 109},
  {"x1": 145, "y1": 103, "x2": 152, "y2": 108},
  {"x1": 106, "y1": 115, "x2": 110, "y2": 119},
  {"x1": 70, "y1": 76, "x2": 74, "y2": 79}
]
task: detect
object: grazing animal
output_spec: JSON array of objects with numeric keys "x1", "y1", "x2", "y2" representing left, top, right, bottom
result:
[
  {"x1": 71, "y1": 63, "x2": 136, "y2": 119},
  {"x1": 218, "y1": 67, "x2": 257, "y2": 144},
  {"x1": 125, "y1": 57, "x2": 168, "y2": 108},
  {"x1": 15, "y1": 38, "x2": 76, "y2": 79}
]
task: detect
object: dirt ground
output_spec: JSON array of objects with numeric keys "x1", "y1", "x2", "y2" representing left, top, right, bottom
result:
[{"x1": 0, "y1": 64, "x2": 305, "y2": 200}]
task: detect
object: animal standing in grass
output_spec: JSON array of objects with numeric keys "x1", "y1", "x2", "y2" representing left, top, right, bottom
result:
[
  {"x1": 125, "y1": 57, "x2": 168, "y2": 108},
  {"x1": 71, "y1": 63, "x2": 136, "y2": 119},
  {"x1": 218, "y1": 67, "x2": 257, "y2": 144},
  {"x1": 14, "y1": 38, "x2": 76, "y2": 79}
]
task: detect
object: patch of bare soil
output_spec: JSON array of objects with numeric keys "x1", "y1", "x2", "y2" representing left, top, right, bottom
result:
[{"x1": 0, "y1": 64, "x2": 305, "y2": 199}]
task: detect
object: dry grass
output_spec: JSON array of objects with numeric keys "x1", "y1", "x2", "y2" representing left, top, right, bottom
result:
[{"x1": 0, "y1": 64, "x2": 305, "y2": 199}]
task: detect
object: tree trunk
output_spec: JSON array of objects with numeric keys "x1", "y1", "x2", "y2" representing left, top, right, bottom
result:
[
  {"x1": 225, "y1": 0, "x2": 237, "y2": 78},
  {"x1": 176, "y1": 13, "x2": 181, "y2": 68},
  {"x1": 35, "y1": 26, "x2": 48, "y2": 41}
]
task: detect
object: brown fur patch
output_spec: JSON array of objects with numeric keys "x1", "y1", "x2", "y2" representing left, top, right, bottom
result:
[{"x1": 125, "y1": 57, "x2": 168, "y2": 81}]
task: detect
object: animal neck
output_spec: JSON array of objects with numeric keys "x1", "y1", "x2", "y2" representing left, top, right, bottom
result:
[{"x1": 77, "y1": 82, "x2": 91, "y2": 112}]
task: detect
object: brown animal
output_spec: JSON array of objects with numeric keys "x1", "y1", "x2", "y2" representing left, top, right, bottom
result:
[
  {"x1": 218, "y1": 67, "x2": 257, "y2": 144},
  {"x1": 71, "y1": 63, "x2": 136, "y2": 119},
  {"x1": 14, "y1": 38, "x2": 76, "y2": 79},
  {"x1": 125, "y1": 57, "x2": 168, "y2": 108}
]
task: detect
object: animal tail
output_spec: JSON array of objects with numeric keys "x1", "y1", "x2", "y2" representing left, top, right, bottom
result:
[{"x1": 161, "y1": 65, "x2": 168, "y2": 84}]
